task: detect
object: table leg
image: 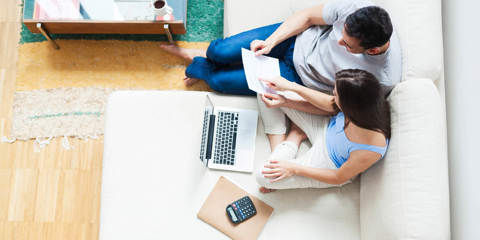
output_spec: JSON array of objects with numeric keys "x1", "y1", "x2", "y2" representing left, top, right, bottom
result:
[
  {"x1": 163, "y1": 24, "x2": 174, "y2": 44},
  {"x1": 36, "y1": 23, "x2": 60, "y2": 50}
]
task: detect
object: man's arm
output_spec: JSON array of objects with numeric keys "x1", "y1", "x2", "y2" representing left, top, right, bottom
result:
[
  {"x1": 265, "y1": 5, "x2": 326, "y2": 47},
  {"x1": 251, "y1": 5, "x2": 326, "y2": 55}
]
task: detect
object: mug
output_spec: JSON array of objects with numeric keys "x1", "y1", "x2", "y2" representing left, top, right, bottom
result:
[{"x1": 151, "y1": 0, "x2": 173, "y2": 17}]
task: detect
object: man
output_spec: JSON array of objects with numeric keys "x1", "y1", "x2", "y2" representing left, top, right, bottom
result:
[{"x1": 161, "y1": 0, "x2": 402, "y2": 111}]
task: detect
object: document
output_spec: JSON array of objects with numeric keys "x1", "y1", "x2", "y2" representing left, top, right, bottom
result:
[{"x1": 241, "y1": 48, "x2": 303, "y2": 100}]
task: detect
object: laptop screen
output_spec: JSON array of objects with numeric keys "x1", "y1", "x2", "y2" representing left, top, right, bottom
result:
[
  {"x1": 205, "y1": 94, "x2": 214, "y2": 111},
  {"x1": 200, "y1": 94, "x2": 215, "y2": 166}
]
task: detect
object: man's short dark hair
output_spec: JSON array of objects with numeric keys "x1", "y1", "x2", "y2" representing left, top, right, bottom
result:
[{"x1": 345, "y1": 6, "x2": 393, "y2": 49}]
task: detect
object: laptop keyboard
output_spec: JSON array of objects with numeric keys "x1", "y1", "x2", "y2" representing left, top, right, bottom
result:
[{"x1": 213, "y1": 111, "x2": 239, "y2": 165}]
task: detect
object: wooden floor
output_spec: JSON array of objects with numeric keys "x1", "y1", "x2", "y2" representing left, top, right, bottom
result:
[{"x1": 0, "y1": 1, "x2": 103, "y2": 239}]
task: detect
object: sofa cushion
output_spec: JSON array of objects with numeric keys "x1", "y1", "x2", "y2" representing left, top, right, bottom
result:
[
  {"x1": 359, "y1": 79, "x2": 450, "y2": 239},
  {"x1": 100, "y1": 91, "x2": 362, "y2": 239},
  {"x1": 224, "y1": 0, "x2": 444, "y2": 82},
  {"x1": 224, "y1": 0, "x2": 319, "y2": 37}
]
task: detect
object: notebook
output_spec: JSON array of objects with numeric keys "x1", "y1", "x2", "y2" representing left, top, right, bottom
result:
[{"x1": 197, "y1": 176, "x2": 274, "y2": 240}]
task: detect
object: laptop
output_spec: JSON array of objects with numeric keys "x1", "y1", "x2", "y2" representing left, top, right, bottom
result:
[{"x1": 199, "y1": 94, "x2": 258, "y2": 173}]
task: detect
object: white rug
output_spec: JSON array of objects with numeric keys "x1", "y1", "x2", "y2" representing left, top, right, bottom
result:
[{"x1": 11, "y1": 87, "x2": 113, "y2": 140}]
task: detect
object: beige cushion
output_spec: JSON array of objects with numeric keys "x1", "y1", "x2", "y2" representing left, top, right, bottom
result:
[
  {"x1": 360, "y1": 79, "x2": 450, "y2": 239},
  {"x1": 224, "y1": 0, "x2": 318, "y2": 37},
  {"x1": 100, "y1": 91, "x2": 362, "y2": 240}
]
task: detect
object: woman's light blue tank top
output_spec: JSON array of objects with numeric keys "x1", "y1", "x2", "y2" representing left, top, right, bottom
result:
[{"x1": 326, "y1": 112, "x2": 389, "y2": 168}]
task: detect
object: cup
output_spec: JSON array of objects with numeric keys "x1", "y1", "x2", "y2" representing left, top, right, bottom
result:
[{"x1": 151, "y1": 0, "x2": 173, "y2": 17}]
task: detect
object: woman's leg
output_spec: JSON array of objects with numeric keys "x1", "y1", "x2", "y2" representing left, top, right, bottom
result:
[
  {"x1": 258, "y1": 122, "x2": 306, "y2": 193},
  {"x1": 257, "y1": 94, "x2": 288, "y2": 150},
  {"x1": 255, "y1": 137, "x2": 346, "y2": 191},
  {"x1": 255, "y1": 108, "x2": 341, "y2": 191},
  {"x1": 280, "y1": 107, "x2": 330, "y2": 145}
]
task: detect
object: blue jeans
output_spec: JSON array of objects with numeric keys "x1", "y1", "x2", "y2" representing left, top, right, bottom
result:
[{"x1": 185, "y1": 23, "x2": 302, "y2": 96}]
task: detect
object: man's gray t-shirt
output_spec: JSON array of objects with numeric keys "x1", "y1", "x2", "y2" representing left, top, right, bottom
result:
[{"x1": 293, "y1": 0, "x2": 402, "y2": 92}]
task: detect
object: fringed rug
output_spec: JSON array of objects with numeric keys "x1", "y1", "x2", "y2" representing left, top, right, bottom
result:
[{"x1": 12, "y1": 87, "x2": 112, "y2": 141}]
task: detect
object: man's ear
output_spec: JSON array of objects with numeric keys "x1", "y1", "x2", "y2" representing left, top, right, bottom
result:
[{"x1": 366, "y1": 47, "x2": 381, "y2": 55}]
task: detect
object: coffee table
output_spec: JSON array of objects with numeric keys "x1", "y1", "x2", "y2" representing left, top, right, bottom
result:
[{"x1": 23, "y1": 0, "x2": 187, "y2": 49}]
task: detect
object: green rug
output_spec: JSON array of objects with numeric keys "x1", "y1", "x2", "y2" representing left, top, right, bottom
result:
[{"x1": 20, "y1": 0, "x2": 224, "y2": 44}]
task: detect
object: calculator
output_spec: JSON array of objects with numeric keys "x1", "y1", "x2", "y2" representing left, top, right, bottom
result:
[{"x1": 226, "y1": 196, "x2": 257, "y2": 224}]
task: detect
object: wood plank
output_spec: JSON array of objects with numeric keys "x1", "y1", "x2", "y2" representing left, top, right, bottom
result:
[
  {"x1": 0, "y1": 68, "x2": 16, "y2": 135},
  {"x1": 59, "y1": 169, "x2": 101, "y2": 223},
  {"x1": 0, "y1": 170, "x2": 12, "y2": 221},
  {"x1": 0, "y1": 0, "x2": 21, "y2": 22},
  {"x1": 0, "y1": 22, "x2": 20, "y2": 69},
  {"x1": 34, "y1": 170, "x2": 60, "y2": 222},
  {"x1": 7, "y1": 169, "x2": 39, "y2": 222}
]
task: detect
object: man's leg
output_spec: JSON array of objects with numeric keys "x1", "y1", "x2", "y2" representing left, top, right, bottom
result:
[
  {"x1": 206, "y1": 23, "x2": 294, "y2": 66},
  {"x1": 160, "y1": 22, "x2": 285, "y2": 65},
  {"x1": 186, "y1": 58, "x2": 256, "y2": 95},
  {"x1": 158, "y1": 44, "x2": 207, "y2": 63}
]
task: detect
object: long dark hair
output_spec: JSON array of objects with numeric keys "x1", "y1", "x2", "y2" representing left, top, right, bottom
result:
[{"x1": 335, "y1": 69, "x2": 391, "y2": 139}]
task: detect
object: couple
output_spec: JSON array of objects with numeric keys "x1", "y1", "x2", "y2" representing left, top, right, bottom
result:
[{"x1": 162, "y1": 0, "x2": 400, "y2": 193}]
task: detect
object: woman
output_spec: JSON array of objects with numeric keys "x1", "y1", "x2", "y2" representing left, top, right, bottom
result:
[{"x1": 255, "y1": 69, "x2": 390, "y2": 193}]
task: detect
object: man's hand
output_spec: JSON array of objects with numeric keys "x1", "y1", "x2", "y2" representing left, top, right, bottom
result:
[
  {"x1": 262, "y1": 160, "x2": 298, "y2": 182},
  {"x1": 250, "y1": 39, "x2": 274, "y2": 56},
  {"x1": 260, "y1": 76, "x2": 296, "y2": 91},
  {"x1": 261, "y1": 93, "x2": 287, "y2": 108}
]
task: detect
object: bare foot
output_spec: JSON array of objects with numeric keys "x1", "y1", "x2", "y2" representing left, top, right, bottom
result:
[
  {"x1": 159, "y1": 44, "x2": 207, "y2": 62},
  {"x1": 289, "y1": 122, "x2": 307, "y2": 141},
  {"x1": 259, "y1": 187, "x2": 277, "y2": 193},
  {"x1": 183, "y1": 77, "x2": 201, "y2": 86}
]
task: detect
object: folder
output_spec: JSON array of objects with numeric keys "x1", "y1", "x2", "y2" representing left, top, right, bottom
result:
[{"x1": 197, "y1": 176, "x2": 274, "y2": 240}]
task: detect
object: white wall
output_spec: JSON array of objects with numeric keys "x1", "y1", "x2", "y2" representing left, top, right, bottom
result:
[{"x1": 442, "y1": 0, "x2": 480, "y2": 239}]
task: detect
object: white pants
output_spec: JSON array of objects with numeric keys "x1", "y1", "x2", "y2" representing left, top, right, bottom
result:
[{"x1": 255, "y1": 95, "x2": 350, "y2": 189}]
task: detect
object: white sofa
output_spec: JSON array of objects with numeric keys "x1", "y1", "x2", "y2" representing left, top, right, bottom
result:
[
  {"x1": 99, "y1": 0, "x2": 450, "y2": 239},
  {"x1": 224, "y1": 0, "x2": 450, "y2": 238}
]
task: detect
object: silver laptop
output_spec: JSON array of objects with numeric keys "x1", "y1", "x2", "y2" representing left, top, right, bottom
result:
[{"x1": 199, "y1": 94, "x2": 258, "y2": 173}]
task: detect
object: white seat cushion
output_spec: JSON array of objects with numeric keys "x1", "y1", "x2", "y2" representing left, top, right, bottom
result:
[
  {"x1": 100, "y1": 91, "x2": 361, "y2": 240},
  {"x1": 360, "y1": 79, "x2": 450, "y2": 239}
]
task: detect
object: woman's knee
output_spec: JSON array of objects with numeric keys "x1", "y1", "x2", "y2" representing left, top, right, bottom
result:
[
  {"x1": 255, "y1": 166, "x2": 273, "y2": 188},
  {"x1": 255, "y1": 167, "x2": 267, "y2": 186}
]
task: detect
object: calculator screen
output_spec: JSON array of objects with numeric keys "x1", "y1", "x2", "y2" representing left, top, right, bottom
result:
[{"x1": 228, "y1": 207, "x2": 237, "y2": 221}]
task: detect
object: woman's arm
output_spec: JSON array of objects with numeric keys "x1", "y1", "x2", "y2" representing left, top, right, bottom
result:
[
  {"x1": 260, "y1": 93, "x2": 333, "y2": 115},
  {"x1": 262, "y1": 76, "x2": 337, "y2": 113},
  {"x1": 263, "y1": 151, "x2": 382, "y2": 185},
  {"x1": 251, "y1": 5, "x2": 326, "y2": 56}
]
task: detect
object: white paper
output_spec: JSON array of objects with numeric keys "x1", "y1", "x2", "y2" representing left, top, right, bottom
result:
[{"x1": 241, "y1": 48, "x2": 303, "y2": 100}]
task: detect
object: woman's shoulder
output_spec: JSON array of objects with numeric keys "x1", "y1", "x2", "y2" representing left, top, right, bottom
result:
[{"x1": 347, "y1": 122, "x2": 388, "y2": 147}]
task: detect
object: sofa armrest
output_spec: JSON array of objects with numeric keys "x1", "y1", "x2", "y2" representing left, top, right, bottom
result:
[{"x1": 360, "y1": 79, "x2": 450, "y2": 239}]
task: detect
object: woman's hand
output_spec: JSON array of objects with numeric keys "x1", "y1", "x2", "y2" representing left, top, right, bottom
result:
[
  {"x1": 261, "y1": 93, "x2": 287, "y2": 108},
  {"x1": 262, "y1": 160, "x2": 299, "y2": 183},
  {"x1": 250, "y1": 39, "x2": 274, "y2": 56},
  {"x1": 260, "y1": 76, "x2": 296, "y2": 92}
]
